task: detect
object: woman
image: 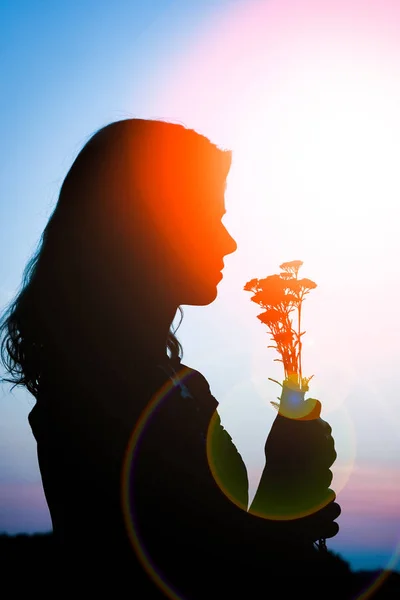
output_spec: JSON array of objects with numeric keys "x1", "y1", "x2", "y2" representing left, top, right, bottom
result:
[{"x1": 0, "y1": 119, "x2": 345, "y2": 598}]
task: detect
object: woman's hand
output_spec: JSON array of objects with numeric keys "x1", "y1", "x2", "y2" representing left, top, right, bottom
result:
[{"x1": 249, "y1": 399, "x2": 340, "y2": 543}]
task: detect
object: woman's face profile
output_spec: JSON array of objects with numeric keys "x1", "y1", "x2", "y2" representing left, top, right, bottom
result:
[
  {"x1": 169, "y1": 179, "x2": 237, "y2": 307},
  {"x1": 81, "y1": 122, "x2": 237, "y2": 310}
]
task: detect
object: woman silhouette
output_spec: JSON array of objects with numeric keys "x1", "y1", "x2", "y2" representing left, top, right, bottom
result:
[{"x1": 0, "y1": 119, "x2": 344, "y2": 598}]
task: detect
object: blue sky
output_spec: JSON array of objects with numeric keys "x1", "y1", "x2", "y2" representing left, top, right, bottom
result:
[{"x1": 1, "y1": 0, "x2": 400, "y2": 579}]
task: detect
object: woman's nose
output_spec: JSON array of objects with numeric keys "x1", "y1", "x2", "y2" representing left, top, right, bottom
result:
[{"x1": 224, "y1": 227, "x2": 237, "y2": 256}]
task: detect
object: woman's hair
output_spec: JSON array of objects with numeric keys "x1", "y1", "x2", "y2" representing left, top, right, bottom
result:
[{"x1": 0, "y1": 118, "x2": 232, "y2": 397}]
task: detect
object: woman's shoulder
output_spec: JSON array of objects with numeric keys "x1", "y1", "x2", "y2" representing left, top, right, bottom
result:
[
  {"x1": 29, "y1": 357, "x2": 219, "y2": 443},
  {"x1": 172, "y1": 359, "x2": 219, "y2": 408}
]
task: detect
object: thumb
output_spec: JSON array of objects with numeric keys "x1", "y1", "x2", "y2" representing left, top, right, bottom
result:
[
  {"x1": 298, "y1": 398, "x2": 321, "y2": 421},
  {"x1": 279, "y1": 389, "x2": 321, "y2": 420}
]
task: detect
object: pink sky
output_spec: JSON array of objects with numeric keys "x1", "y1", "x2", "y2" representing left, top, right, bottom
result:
[
  {"x1": 0, "y1": 483, "x2": 51, "y2": 534},
  {"x1": 2, "y1": 461, "x2": 399, "y2": 570}
]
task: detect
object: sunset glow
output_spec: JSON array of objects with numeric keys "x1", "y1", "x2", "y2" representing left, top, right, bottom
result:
[
  {"x1": 160, "y1": 0, "x2": 400, "y2": 576},
  {"x1": 2, "y1": 0, "x2": 400, "y2": 581},
  {"x1": 161, "y1": 0, "x2": 400, "y2": 276}
]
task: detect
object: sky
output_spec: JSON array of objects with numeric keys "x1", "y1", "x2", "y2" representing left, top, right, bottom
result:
[{"x1": 1, "y1": 0, "x2": 400, "y2": 585}]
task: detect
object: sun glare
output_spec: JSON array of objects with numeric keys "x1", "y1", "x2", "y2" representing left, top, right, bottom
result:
[
  {"x1": 163, "y1": 0, "x2": 400, "y2": 280},
  {"x1": 230, "y1": 46, "x2": 400, "y2": 269}
]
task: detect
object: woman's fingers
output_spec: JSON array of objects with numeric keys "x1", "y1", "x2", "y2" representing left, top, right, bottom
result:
[
  {"x1": 317, "y1": 500, "x2": 341, "y2": 539},
  {"x1": 319, "y1": 495, "x2": 340, "y2": 518},
  {"x1": 322, "y1": 468, "x2": 333, "y2": 490},
  {"x1": 297, "y1": 419, "x2": 337, "y2": 468},
  {"x1": 320, "y1": 418, "x2": 332, "y2": 437},
  {"x1": 321, "y1": 519, "x2": 340, "y2": 540},
  {"x1": 279, "y1": 397, "x2": 322, "y2": 420},
  {"x1": 296, "y1": 499, "x2": 341, "y2": 541}
]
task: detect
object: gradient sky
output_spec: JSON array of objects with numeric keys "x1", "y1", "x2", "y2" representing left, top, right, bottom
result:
[{"x1": 1, "y1": 0, "x2": 400, "y2": 583}]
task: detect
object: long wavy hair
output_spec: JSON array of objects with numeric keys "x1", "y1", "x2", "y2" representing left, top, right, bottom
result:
[{"x1": 0, "y1": 119, "x2": 232, "y2": 397}]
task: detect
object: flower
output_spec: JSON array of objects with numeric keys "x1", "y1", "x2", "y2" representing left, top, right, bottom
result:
[
  {"x1": 243, "y1": 278, "x2": 259, "y2": 292},
  {"x1": 279, "y1": 260, "x2": 303, "y2": 275},
  {"x1": 279, "y1": 271, "x2": 294, "y2": 280},
  {"x1": 297, "y1": 278, "x2": 317, "y2": 292},
  {"x1": 244, "y1": 260, "x2": 316, "y2": 392}
]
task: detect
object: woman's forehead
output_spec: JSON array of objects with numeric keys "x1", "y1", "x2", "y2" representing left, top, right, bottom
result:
[
  {"x1": 140, "y1": 170, "x2": 227, "y2": 218},
  {"x1": 185, "y1": 180, "x2": 226, "y2": 218}
]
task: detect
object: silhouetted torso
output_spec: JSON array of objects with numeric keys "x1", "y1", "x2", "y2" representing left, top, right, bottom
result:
[{"x1": 29, "y1": 356, "x2": 347, "y2": 598}]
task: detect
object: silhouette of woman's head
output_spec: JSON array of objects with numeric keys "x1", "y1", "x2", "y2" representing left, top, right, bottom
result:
[{"x1": 0, "y1": 119, "x2": 237, "y2": 394}]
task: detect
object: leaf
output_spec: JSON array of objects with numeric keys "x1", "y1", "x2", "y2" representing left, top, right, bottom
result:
[
  {"x1": 257, "y1": 308, "x2": 283, "y2": 324},
  {"x1": 273, "y1": 331, "x2": 294, "y2": 345},
  {"x1": 303, "y1": 374, "x2": 314, "y2": 384}
]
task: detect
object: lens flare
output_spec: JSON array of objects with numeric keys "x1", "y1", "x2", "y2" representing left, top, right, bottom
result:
[
  {"x1": 121, "y1": 365, "x2": 249, "y2": 598},
  {"x1": 121, "y1": 366, "x2": 195, "y2": 600}
]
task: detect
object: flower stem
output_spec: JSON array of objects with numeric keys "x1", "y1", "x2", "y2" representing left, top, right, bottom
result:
[{"x1": 298, "y1": 301, "x2": 302, "y2": 388}]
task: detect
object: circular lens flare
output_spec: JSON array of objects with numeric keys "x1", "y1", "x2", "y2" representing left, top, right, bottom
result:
[{"x1": 121, "y1": 366, "x2": 195, "y2": 600}]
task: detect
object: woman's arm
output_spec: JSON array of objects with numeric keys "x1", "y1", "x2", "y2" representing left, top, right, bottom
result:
[
  {"x1": 126, "y1": 365, "x2": 344, "y2": 597},
  {"x1": 190, "y1": 368, "x2": 340, "y2": 544},
  {"x1": 206, "y1": 410, "x2": 249, "y2": 511}
]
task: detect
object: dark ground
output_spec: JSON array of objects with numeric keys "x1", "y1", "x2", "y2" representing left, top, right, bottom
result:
[{"x1": 1, "y1": 532, "x2": 399, "y2": 598}]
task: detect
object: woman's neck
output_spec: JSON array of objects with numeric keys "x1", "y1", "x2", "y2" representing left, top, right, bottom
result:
[{"x1": 93, "y1": 296, "x2": 179, "y2": 371}]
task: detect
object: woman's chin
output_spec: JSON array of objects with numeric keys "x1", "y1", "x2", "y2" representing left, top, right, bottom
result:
[{"x1": 181, "y1": 283, "x2": 219, "y2": 306}]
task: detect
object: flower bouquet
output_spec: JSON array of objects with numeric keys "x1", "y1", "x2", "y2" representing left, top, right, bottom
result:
[{"x1": 244, "y1": 260, "x2": 320, "y2": 421}]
